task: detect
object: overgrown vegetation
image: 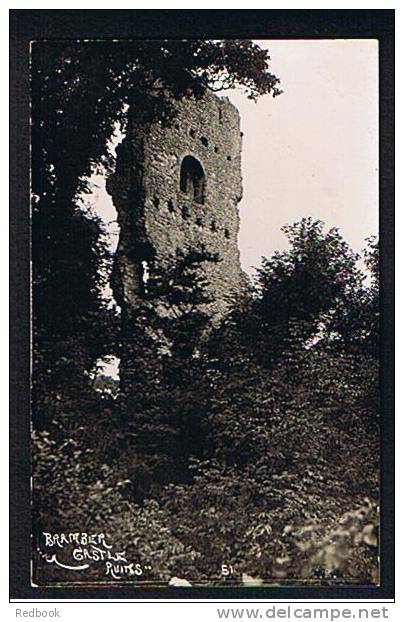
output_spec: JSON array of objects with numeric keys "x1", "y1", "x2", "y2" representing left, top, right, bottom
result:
[
  {"x1": 33, "y1": 220, "x2": 379, "y2": 586},
  {"x1": 31, "y1": 41, "x2": 379, "y2": 587}
]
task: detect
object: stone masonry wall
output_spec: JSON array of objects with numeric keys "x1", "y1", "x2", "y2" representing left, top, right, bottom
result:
[{"x1": 107, "y1": 90, "x2": 244, "y2": 323}]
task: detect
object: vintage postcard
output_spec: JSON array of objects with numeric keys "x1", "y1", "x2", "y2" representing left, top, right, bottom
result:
[{"x1": 9, "y1": 9, "x2": 394, "y2": 601}]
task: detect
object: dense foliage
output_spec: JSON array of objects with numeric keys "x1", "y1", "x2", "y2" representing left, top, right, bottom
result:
[{"x1": 33, "y1": 219, "x2": 379, "y2": 586}]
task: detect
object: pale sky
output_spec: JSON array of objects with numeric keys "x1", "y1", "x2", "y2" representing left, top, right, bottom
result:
[
  {"x1": 232, "y1": 39, "x2": 378, "y2": 273},
  {"x1": 90, "y1": 39, "x2": 379, "y2": 276}
]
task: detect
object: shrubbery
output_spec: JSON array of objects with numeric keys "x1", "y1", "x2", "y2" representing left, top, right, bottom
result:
[{"x1": 33, "y1": 220, "x2": 380, "y2": 586}]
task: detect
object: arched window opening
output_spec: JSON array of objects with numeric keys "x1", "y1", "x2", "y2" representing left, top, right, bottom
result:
[{"x1": 180, "y1": 155, "x2": 206, "y2": 204}]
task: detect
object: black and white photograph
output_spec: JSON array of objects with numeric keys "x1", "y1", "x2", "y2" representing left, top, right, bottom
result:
[{"x1": 9, "y1": 9, "x2": 394, "y2": 602}]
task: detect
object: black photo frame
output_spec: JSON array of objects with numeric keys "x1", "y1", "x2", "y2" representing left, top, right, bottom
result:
[{"x1": 9, "y1": 9, "x2": 394, "y2": 601}]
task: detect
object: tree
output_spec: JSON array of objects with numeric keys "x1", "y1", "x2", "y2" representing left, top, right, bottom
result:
[
  {"x1": 232, "y1": 218, "x2": 364, "y2": 368},
  {"x1": 117, "y1": 247, "x2": 219, "y2": 486},
  {"x1": 326, "y1": 236, "x2": 379, "y2": 357},
  {"x1": 31, "y1": 206, "x2": 119, "y2": 427}
]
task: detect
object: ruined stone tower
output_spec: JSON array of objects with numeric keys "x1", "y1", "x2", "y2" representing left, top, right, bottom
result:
[{"x1": 107, "y1": 91, "x2": 244, "y2": 322}]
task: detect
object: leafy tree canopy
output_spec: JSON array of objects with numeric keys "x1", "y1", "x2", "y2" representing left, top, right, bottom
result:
[
  {"x1": 211, "y1": 218, "x2": 374, "y2": 369},
  {"x1": 32, "y1": 39, "x2": 281, "y2": 202}
]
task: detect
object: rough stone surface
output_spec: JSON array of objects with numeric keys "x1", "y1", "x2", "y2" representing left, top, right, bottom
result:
[{"x1": 107, "y1": 91, "x2": 244, "y2": 323}]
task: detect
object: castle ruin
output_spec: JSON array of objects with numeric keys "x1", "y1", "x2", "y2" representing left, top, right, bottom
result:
[{"x1": 107, "y1": 91, "x2": 244, "y2": 323}]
